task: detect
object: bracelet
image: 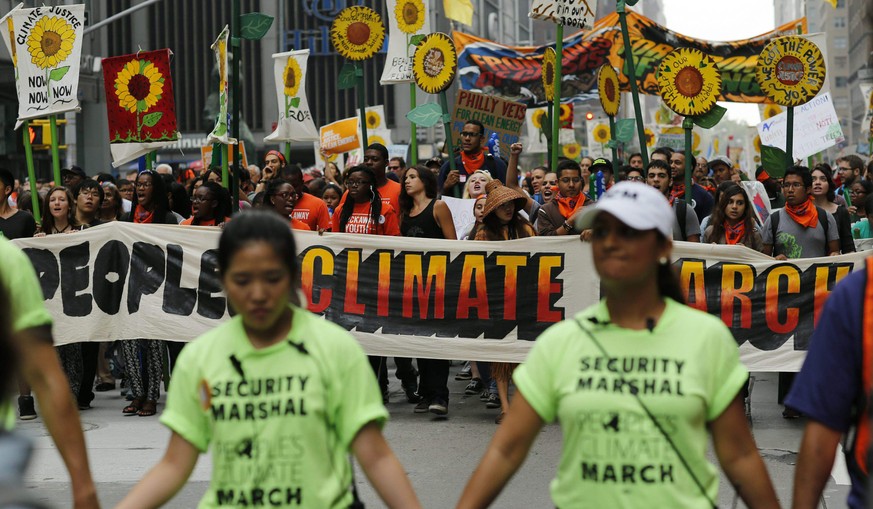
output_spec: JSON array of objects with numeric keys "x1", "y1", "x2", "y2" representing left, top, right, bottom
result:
[{"x1": 563, "y1": 221, "x2": 575, "y2": 233}]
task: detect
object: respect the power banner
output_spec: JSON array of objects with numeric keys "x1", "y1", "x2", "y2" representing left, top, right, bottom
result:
[
  {"x1": 11, "y1": 223, "x2": 869, "y2": 371},
  {"x1": 454, "y1": 11, "x2": 806, "y2": 106}
]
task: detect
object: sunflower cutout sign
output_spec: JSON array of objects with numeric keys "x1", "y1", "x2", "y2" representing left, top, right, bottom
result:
[
  {"x1": 756, "y1": 36, "x2": 825, "y2": 108},
  {"x1": 103, "y1": 50, "x2": 177, "y2": 144},
  {"x1": 355, "y1": 105, "x2": 393, "y2": 149},
  {"x1": 265, "y1": 49, "x2": 318, "y2": 143},
  {"x1": 597, "y1": 65, "x2": 620, "y2": 117},
  {"x1": 207, "y1": 26, "x2": 233, "y2": 145},
  {"x1": 0, "y1": 4, "x2": 85, "y2": 124},
  {"x1": 381, "y1": 0, "x2": 430, "y2": 84},
  {"x1": 412, "y1": 33, "x2": 458, "y2": 96},
  {"x1": 542, "y1": 48, "x2": 556, "y2": 103},
  {"x1": 331, "y1": 6, "x2": 385, "y2": 61}
]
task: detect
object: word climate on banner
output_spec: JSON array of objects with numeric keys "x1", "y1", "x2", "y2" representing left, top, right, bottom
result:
[
  {"x1": 0, "y1": 4, "x2": 86, "y2": 123},
  {"x1": 451, "y1": 90, "x2": 526, "y2": 148}
]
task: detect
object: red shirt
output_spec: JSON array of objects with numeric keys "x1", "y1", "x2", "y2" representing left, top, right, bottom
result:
[
  {"x1": 331, "y1": 201, "x2": 400, "y2": 236},
  {"x1": 292, "y1": 193, "x2": 330, "y2": 231}
]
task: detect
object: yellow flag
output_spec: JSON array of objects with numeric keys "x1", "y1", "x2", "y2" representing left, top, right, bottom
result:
[
  {"x1": 824, "y1": 0, "x2": 837, "y2": 6},
  {"x1": 443, "y1": 0, "x2": 474, "y2": 26}
]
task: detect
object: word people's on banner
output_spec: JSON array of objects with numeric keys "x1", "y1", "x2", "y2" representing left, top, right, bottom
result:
[
  {"x1": 0, "y1": 3, "x2": 85, "y2": 125},
  {"x1": 529, "y1": 0, "x2": 596, "y2": 30},
  {"x1": 451, "y1": 90, "x2": 526, "y2": 149},
  {"x1": 11, "y1": 224, "x2": 870, "y2": 371},
  {"x1": 454, "y1": 12, "x2": 807, "y2": 107}
]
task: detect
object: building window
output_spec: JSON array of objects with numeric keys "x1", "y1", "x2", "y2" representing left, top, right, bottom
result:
[
  {"x1": 833, "y1": 37, "x2": 847, "y2": 49},
  {"x1": 834, "y1": 97, "x2": 849, "y2": 109},
  {"x1": 835, "y1": 77, "x2": 848, "y2": 87},
  {"x1": 834, "y1": 56, "x2": 847, "y2": 67},
  {"x1": 834, "y1": 16, "x2": 846, "y2": 28}
]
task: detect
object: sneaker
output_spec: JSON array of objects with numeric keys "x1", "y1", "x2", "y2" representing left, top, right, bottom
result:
[
  {"x1": 465, "y1": 378, "x2": 483, "y2": 395},
  {"x1": 454, "y1": 363, "x2": 472, "y2": 380},
  {"x1": 428, "y1": 400, "x2": 448, "y2": 416},
  {"x1": 782, "y1": 407, "x2": 802, "y2": 419},
  {"x1": 414, "y1": 400, "x2": 429, "y2": 413},
  {"x1": 402, "y1": 382, "x2": 420, "y2": 404},
  {"x1": 479, "y1": 390, "x2": 491, "y2": 402},
  {"x1": 485, "y1": 393, "x2": 500, "y2": 409},
  {"x1": 18, "y1": 396, "x2": 37, "y2": 420}
]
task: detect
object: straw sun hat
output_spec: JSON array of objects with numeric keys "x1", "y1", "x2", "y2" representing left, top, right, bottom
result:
[{"x1": 480, "y1": 180, "x2": 527, "y2": 219}]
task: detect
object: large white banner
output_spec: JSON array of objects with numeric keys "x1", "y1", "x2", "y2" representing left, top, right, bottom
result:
[
  {"x1": 380, "y1": 0, "x2": 431, "y2": 84},
  {"x1": 264, "y1": 49, "x2": 319, "y2": 142},
  {"x1": 0, "y1": 3, "x2": 85, "y2": 125},
  {"x1": 11, "y1": 223, "x2": 871, "y2": 370}
]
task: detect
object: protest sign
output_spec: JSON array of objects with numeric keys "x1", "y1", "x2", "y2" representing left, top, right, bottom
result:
[
  {"x1": 265, "y1": 49, "x2": 319, "y2": 142},
  {"x1": 524, "y1": 107, "x2": 549, "y2": 153},
  {"x1": 454, "y1": 12, "x2": 806, "y2": 106},
  {"x1": 529, "y1": 0, "x2": 596, "y2": 30},
  {"x1": 861, "y1": 81, "x2": 873, "y2": 141},
  {"x1": 0, "y1": 4, "x2": 85, "y2": 125},
  {"x1": 756, "y1": 92, "x2": 844, "y2": 160},
  {"x1": 12, "y1": 223, "x2": 871, "y2": 371},
  {"x1": 451, "y1": 90, "x2": 526, "y2": 148},
  {"x1": 442, "y1": 196, "x2": 476, "y2": 239},
  {"x1": 380, "y1": 0, "x2": 431, "y2": 84},
  {"x1": 319, "y1": 117, "x2": 360, "y2": 155},
  {"x1": 206, "y1": 26, "x2": 233, "y2": 145},
  {"x1": 200, "y1": 143, "x2": 249, "y2": 171}
]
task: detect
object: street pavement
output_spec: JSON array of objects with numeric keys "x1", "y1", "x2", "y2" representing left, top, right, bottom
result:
[{"x1": 18, "y1": 364, "x2": 851, "y2": 508}]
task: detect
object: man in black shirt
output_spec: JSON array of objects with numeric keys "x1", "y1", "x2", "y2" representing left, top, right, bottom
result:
[{"x1": 0, "y1": 169, "x2": 36, "y2": 240}]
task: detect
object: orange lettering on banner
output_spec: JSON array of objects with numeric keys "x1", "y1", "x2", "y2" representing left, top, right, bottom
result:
[
  {"x1": 537, "y1": 255, "x2": 563, "y2": 323},
  {"x1": 377, "y1": 252, "x2": 391, "y2": 317},
  {"x1": 679, "y1": 260, "x2": 707, "y2": 312},
  {"x1": 812, "y1": 265, "x2": 851, "y2": 328},
  {"x1": 765, "y1": 265, "x2": 801, "y2": 334},
  {"x1": 457, "y1": 255, "x2": 489, "y2": 319},
  {"x1": 721, "y1": 264, "x2": 754, "y2": 329},
  {"x1": 496, "y1": 255, "x2": 527, "y2": 320},
  {"x1": 402, "y1": 254, "x2": 447, "y2": 319},
  {"x1": 344, "y1": 250, "x2": 366, "y2": 315},
  {"x1": 301, "y1": 248, "x2": 334, "y2": 313}
]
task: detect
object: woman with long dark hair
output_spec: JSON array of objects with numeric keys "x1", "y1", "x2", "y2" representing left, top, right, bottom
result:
[
  {"x1": 181, "y1": 182, "x2": 232, "y2": 227},
  {"x1": 703, "y1": 183, "x2": 764, "y2": 250},
  {"x1": 457, "y1": 182, "x2": 779, "y2": 509},
  {"x1": 122, "y1": 170, "x2": 178, "y2": 225},
  {"x1": 399, "y1": 166, "x2": 456, "y2": 415},
  {"x1": 473, "y1": 180, "x2": 536, "y2": 423},
  {"x1": 810, "y1": 164, "x2": 855, "y2": 254},
  {"x1": 262, "y1": 178, "x2": 310, "y2": 230},
  {"x1": 332, "y1": 165, "x2": 399, "y2": 236},
  {"x1": 117, "y1": 210, "x2": 421, "y2": 509}
]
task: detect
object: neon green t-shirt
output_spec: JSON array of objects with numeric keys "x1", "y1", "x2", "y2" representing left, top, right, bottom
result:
[
  {"x1": 160, "y1": 305, "x2": 388, "y2": 509},
  {"x1": 1, "y1": 236, "x2": 53, "y2": 430},
  {"x1": 513, "y1": 298, "x2": 748, "y2": 509}
]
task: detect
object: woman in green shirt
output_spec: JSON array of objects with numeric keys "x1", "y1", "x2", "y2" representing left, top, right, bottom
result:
[
  {"x1": 457, "y1": 182, "x2": 778, "y2": 509},
  {"x1": 118, "y1": 210, "x2": 421, "y2": 509}
]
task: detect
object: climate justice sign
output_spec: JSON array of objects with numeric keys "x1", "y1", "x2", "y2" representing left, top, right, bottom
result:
[{"x1": 12, "y1": 223, "x2": 869, "y2": 370}]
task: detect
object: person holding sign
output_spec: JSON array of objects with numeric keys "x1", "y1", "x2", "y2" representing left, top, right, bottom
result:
[
  {"x1": 438, "y1": 120, "x2": 507, "y2": 198},
  {"x1": 456, "y1": 182, "x2": 779, "y2": 509},
  {"x1": 117, "y1": 210, "x2": 421, "y2": 509}
]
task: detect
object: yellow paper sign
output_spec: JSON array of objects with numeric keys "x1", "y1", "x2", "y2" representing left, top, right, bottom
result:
[{"x1": 320, "y1": 117, "x2": 361, "y2": 155}]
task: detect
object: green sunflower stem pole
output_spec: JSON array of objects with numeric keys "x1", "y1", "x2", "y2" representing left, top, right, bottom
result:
[
  {"x1": 550, "y1": 24, "x2": 563, "y2": 173},
  {"x1": 786, "y1": 106, "x2": 794, "y2": 166},
  {"x1": 22, "y1": 121, "x2": 41, "y2": 223},
  {"x1": 49, "y1": 115, "x2": 61, "y2": 186},
  {"x1": 439, "y1": 91, "x2": 456, "y2": 174},
  {"x1": 683, "y1": 117, "x2": 693, "y2": 203},
  {"x1": 356, "y1": 62, "x2": 369, "y2": 149},
  {"x1": 221, "y1": 145, "x2": 229, "y2": 188},
  {"x1": 409, "y1": 82, "x2": 418, "y2": 165},
  {"x1": 617, "y1": 0, "x2": 648, "y2": 168},
  {"x1": 231, "y1": 0, "x2": 241, "y2": 213},
  {"x1": 608, "y1": 115, "x2": 618, "y2": 171}
]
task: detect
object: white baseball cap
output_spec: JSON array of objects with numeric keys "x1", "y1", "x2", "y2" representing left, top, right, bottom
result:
[{"x1": 575, "y1": 181, "x2": 673, "y2": 239}]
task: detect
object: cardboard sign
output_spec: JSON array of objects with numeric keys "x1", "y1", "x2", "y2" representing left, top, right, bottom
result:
[
  {"x1": 451, "y1": 90, "x2": 526, "y2": 149},
  {"x1": 756, "y1": 92, "x2": 844, "y2": 160},
  {"x1": 529, "y1": 0, "x2": 596, "y2": 30},
  {"x1": 320, "y1": 117, "x2": 361, "y2": 155},
  {"x1": 200, "y1": 143, "x2": 249, "y2": 171}
]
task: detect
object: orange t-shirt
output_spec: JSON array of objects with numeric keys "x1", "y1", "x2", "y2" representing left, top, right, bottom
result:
[
  {"x1": 292, "y1": 192, "x2": 330, "y2": 231},
  {"x1": 335, "y1": 178, "x2": 401, "y2": 217},
  {"x1": 331, "y1": 201, "x2": 400, "y2": 236},
  {"x1": 291, "y1": 218, "x2": 311, "y2": 231},
  {"x1": 179, "y1": 216, "x2": 231, "y2": 226}
]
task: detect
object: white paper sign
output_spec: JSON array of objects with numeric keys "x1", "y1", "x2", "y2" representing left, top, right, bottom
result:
[
  {"x1": 0, "y1": 3, "x2": 85, "y2": 125},
  {"x1": 265, "y1": 49, "x2": 319, "y2": 142},
  {"x1": 441, "y1": 196, "x2": 476, "y2": 239},
  {"x1": 529, "y1": 0, "x2": 596, "y2": 29},
  {"x1": 380, "y1": 0, "x2": 431, "y2": 84},
  {"x1": 756, "y1": 92, "x2": 844, "y2": 161}
]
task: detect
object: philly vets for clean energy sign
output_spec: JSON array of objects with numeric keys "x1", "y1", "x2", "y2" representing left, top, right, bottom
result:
[
  {"x1": 451, "y1": 90, "x2": 526, "y2": 148},
  {"x1": 0, "y1": 4, "x2": 85, "y2": 123}
]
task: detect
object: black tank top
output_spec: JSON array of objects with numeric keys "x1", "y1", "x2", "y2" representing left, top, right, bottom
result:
[{"x1": 401, "y1": 199, "x2": 444, "y2": 239}]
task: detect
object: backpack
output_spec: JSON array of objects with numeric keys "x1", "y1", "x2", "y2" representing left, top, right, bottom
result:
[{"x1": 769, "y1": 207, "x2": 829, "y2": 246}]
